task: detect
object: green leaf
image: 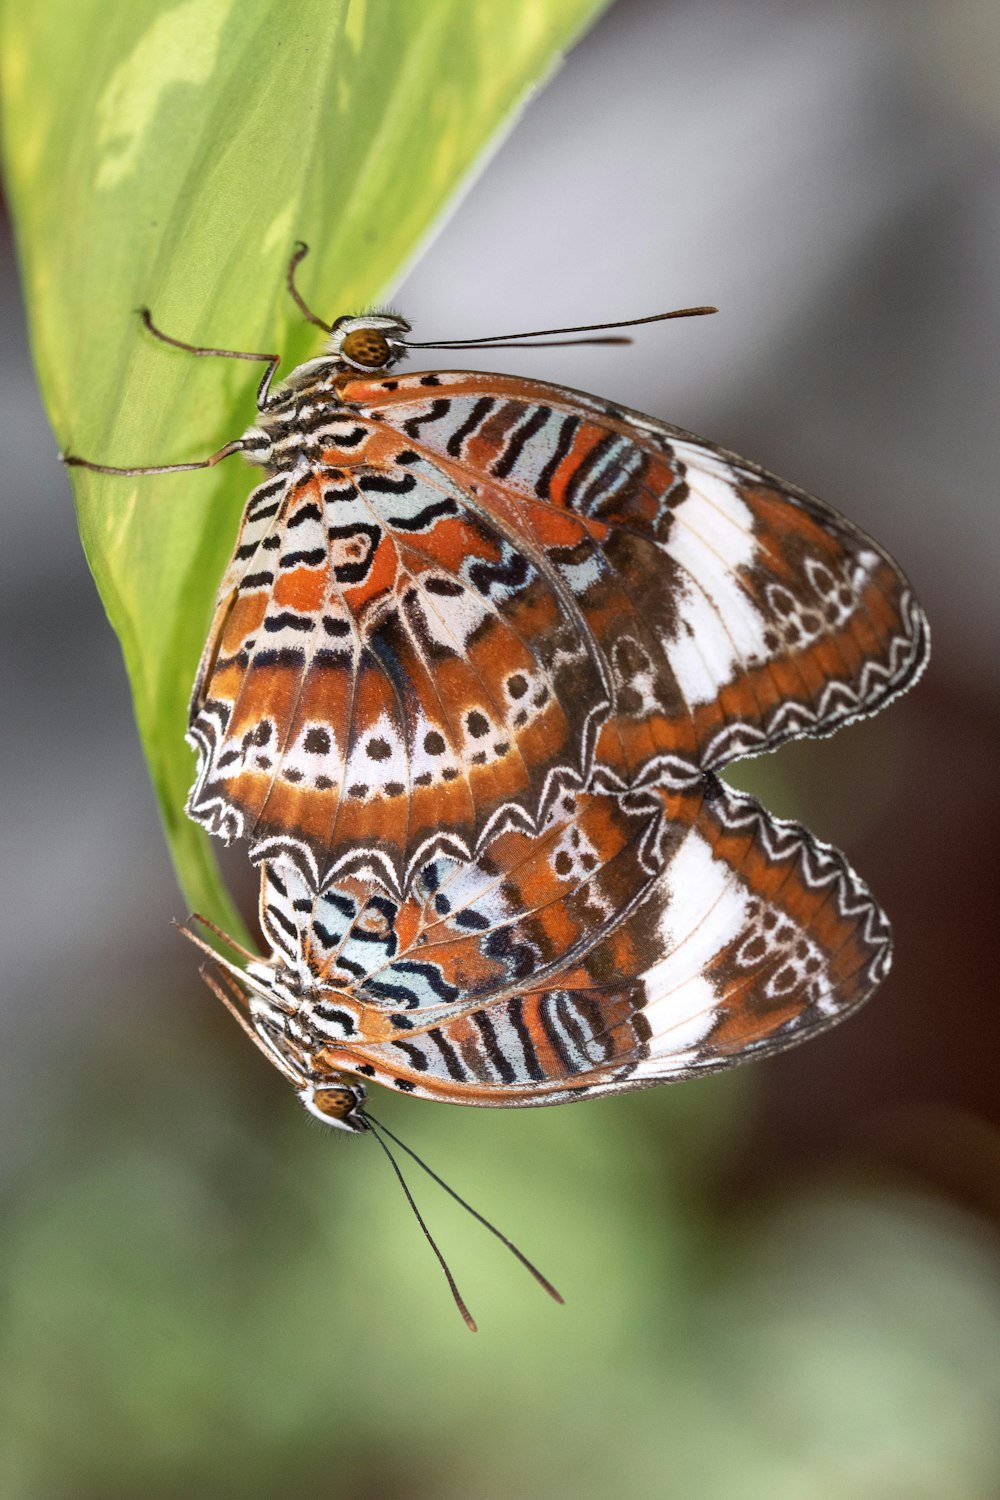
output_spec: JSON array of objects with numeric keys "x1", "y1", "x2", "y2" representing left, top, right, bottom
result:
[{"x1": 0, "y1": 0, "x2": 607, "y2": 934}]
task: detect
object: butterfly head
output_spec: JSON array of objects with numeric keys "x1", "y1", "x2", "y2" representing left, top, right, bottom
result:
[
  {"x1": 299, "y1": 1078, "x2": 369, "y2": 1133},
  {"x1": 327, "y1": 313, "x2": 412, "y2": 373}
]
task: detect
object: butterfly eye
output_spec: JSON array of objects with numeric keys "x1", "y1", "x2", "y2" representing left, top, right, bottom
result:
[
  {"x1": 301, "y1": 1081, "x2": 368, "y2": 1131},
  {"x1": 341, "y1": 327, "x2": 392, "y2": 369}
]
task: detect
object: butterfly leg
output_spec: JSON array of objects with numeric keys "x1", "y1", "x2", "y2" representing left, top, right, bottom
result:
[
  {"x1": 138, "y1": 307, "x2": 281, "y2": 408},
  {"x1": 285, "y1": 241, "x2": 332, "y2": 334},
  {"x1": 186, "y1": 910, "x2": 260, "y2": 963},
  {"x1": 60, "y1": 303, "x2": 283, "y2": 472},
  {"x1": 61, "y1": 434, "x2": 255, "y2": 476},
  {"x1": 197, "y1": 961, "x2": 303, "y2": 1088}
]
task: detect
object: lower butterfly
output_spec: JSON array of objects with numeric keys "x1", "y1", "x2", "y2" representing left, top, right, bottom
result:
[
  {"x1": 182, "y1": 767, "x2": 891, "y2": 1329},
  {"x1": 185, "y1": 774, "x2": 890, "y2": 1127}
]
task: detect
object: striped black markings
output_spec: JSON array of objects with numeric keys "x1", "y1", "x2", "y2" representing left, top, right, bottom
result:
[
  {"x1": 535, "y1": 991, "x2": 622, "y2": 1073},
  {"x1": 393, "y1": 1041, "x2": 430, "y2": 1072},
  {"x1": 569, "y1": 993, "x2": 618, "y2": 1064},
  {"x1": 563, "y1": 432, "x2": 626, "y2": 511},
  {"x1": 424, "y1": 1027, "x2": 467, "y2": 1081},
  {"x1": 245, "y1": 476, "x2": 287, "y2": 522},
  {"x1": 264, "y1": 612, "x2": 314, "y2": 634},
  {"x1": 313, "y1": 1003, "x2": 357, "y2": 1036},
  {"x1": 536, "y1": 414, "x2": 581, "y2": 499},
  {"x1": 321, "y1": 477, "x2": 355, "y2": 502},
  {"x1": 402, "y1": 398, "x2": 450, "y2": 439},
  {"x1": 358, "y1": 471, "x2": 417, "y2": 496},
  {"x1": 469, "y1": 1009, "x2": 517, "y2": 1084},
  {"x1": 538, "y1": 994, "x2": 576, "y2": 1073},
  {"x1": 266, "y1": 899, "x2": 299, "y2": 943},
  {"x1": 373, "y1": 988, "x2": 632, "y2": 1091},
  {"x1": 507, "y1": 997, "x2": 545, "y2": 1082},
  {"x1": 466, "y1": 542, "x2": 532, "y2": 599},
  {"x1": 247, "y1": 646, "x2": 307, "y2": 669},
  {"x1": 390, "y1": 960, "x2": 461, "y2": 1006},
  {"x1": 284, "y1": 502, "x2": 323, "y2": 529},
  {"x1": 264, "y1": 926, "x2": 297, "y2": 965},
  {"x1": 315, "y1": 422, "x2": 366, "y2": 448},
  {"x1": 445, "y1": 396, "x2": 496, "y2": 458},
  {"x1": 313, "y1": 927, "x2": 361, "y2": 972},
  {"x1": 386, "y1": 496, "x2": 460, "y2": 532},
  {"x1": 492, "y1": 405, "x2": 553, "y2": 480},
  {"x1": 421, "y1": 576, "x2": 463, "y2": 598}
]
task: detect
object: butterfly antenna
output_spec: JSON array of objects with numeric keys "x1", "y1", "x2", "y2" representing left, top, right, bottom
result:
[
  {"x1": 366, "y1": 1113, "x2": 564, "y2": 1305},
  {"x1": 405, "y1": 305, "x2": 717, "y2": 352},
  {"x1": 365, "y1": 1118, "x2": 477, "y2": 1332}
]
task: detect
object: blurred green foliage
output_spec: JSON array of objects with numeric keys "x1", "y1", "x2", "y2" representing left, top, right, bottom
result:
[{"x1": 2, "y1": 1014, "x2": 999, "y2": 1499}]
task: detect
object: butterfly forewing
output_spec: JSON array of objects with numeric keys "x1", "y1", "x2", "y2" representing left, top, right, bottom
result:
[
  {"x1": 188, "y1": 447, "x2": 611, "y2": 888},
  {"x1": 346, "y1": 371, "x2": 928, "y2": 776}
]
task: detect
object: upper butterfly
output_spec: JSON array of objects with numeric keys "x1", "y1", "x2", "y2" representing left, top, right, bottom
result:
[{"x1": 64, "y1": 245, "x2": 929, "y2": 892}]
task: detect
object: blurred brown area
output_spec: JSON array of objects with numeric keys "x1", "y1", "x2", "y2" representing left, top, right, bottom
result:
[{"x1": 2, "y1": 2, "x2": 999, "y2": 1496}]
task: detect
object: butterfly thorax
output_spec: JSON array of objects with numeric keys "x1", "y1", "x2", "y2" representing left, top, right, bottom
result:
[
  {"x1": 241, "y1": 365, "x2": 368, "y2": 474},
  {"x1": 246, "y1": 957, "x2": 366, "y2": 1040},
  {"x1": 240, "y1": 960, "x2": 369, "y2": 1132}
]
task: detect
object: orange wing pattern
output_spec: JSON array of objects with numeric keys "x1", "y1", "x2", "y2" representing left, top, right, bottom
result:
[
  {"x1": 187, "y1": 366, "x2": 927, "y2": 890},
  {"x1": 200, "y1": 776, "x2": 889, "y2": 1120}
]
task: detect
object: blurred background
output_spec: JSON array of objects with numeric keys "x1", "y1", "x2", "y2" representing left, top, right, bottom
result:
[{"x1": 2, "y1": 0, "x2": 999, "y2": 1495}]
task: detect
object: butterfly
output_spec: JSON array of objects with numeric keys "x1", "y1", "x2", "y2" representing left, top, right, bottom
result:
[
  {"x1": 65, "y1": 244, "x2": 928, "y2": 895},
  {"x1": 188, "y1": 350, "x2": 928, "y2": 894},
  {"x1": 184, "y1": 770, "x2": 892, "y2": 1130}
]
